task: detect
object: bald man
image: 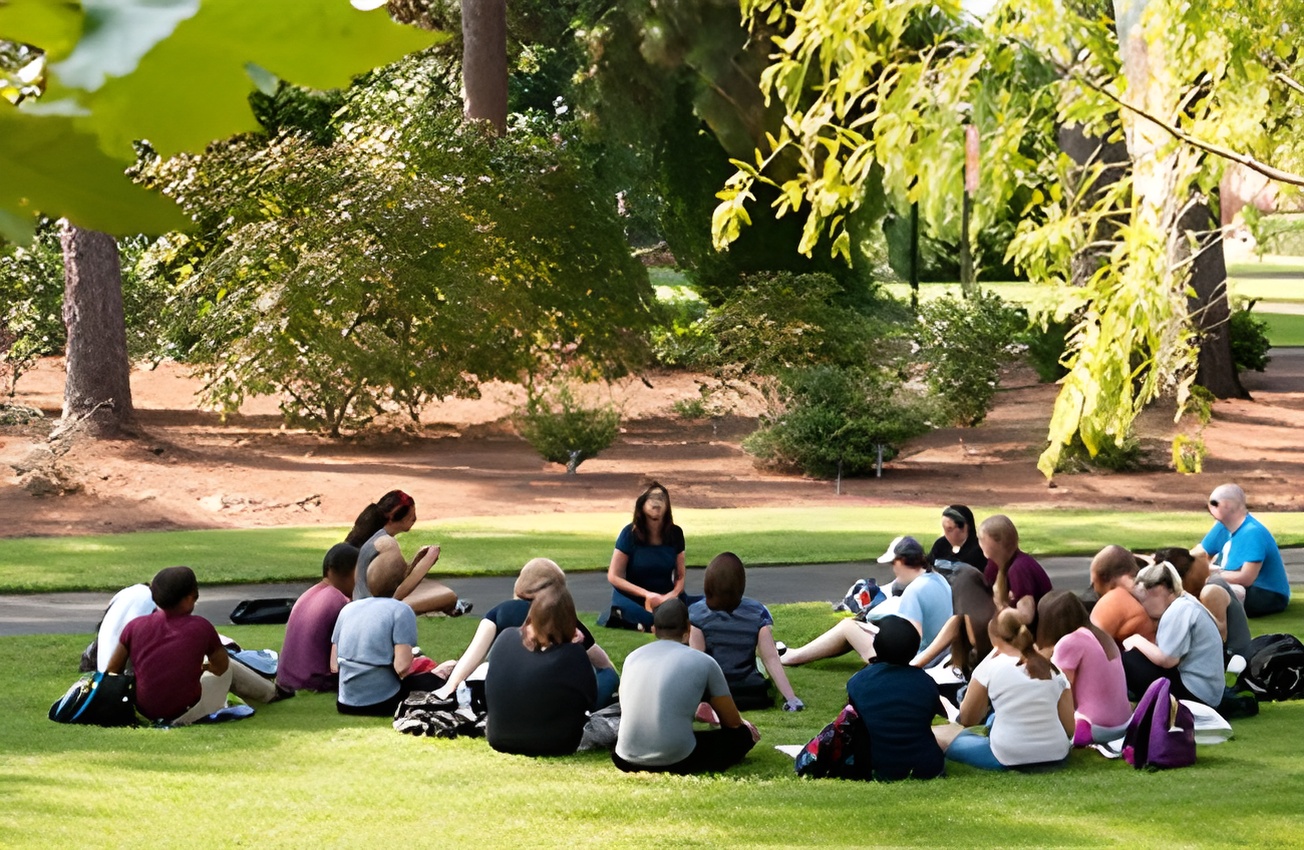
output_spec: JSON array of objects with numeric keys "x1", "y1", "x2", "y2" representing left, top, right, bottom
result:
[{"x1": 1191, "y1": 484, "x2": 1290, "y2": 617}]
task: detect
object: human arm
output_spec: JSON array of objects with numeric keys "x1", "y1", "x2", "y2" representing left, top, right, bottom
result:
[
  {"x1": 756, "y1": 625, "x2": 798, "y2": 704},
  {"x1": 708, "y1": 693, "x2": 761, "y2": 742},
  {"x1": 105, "y1": 643, "x2": 128, "y2": 675},
  {"x1": 956, "y1": 677, "x2": 990, "y2": 727},
  {"x1": 1056, "y1": 687, "x2": 1076, "y2": 737},
  {"x1": 1012, "y1": 594, "x2": 1036, "y2": 626},
  {"x1": 911, "y1": 616, "x2": 962, "y2": 668},
  {"x1": 434, "y1": 618, "x2": 497, "y2": 698},
  {"x1": 395, "y1": 544, "x2": 440, "y2": 601},
  {"x1": 205, "y1": 643, "x2": 230, "y2": 676},
  {"x1": 586, "y1": 642, "x2": 614, "y2": 670},
  {"x1": 1122, "y1": 634, "x2": 1179, "y2": 668},
  {"x1": 1219, "y1": 560, "x2": 1262, "y2": 588},
  {"x1": 330, "y1": 644, "x2": 339, "y2": 674},
  {"x1": 689, "y1": 625, "x2": 706, "y2": 652},
  {"x1": 605, "y1": 548, "x2": 649, "y2": 604},
  {"x1": 643, "y1": 551, "x2": 687, "y2": 613},
  {"x1": 393, "y1": 643, "x2": 414, "y2": 678}
]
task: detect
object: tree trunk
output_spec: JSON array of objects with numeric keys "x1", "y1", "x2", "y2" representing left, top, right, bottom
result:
[
  {"x1": 59, "y1": 221, "x2": 134, "y2": 435},
  {"x1": 1057, "y1": 123, "x2": 1129, "y2": 286},
  {"x1": 461, "y1": 0, "x2": 507, "y2": 135},
  {"x1": 1184, "y1": 198, "x2": 1248, "y2": 399}
]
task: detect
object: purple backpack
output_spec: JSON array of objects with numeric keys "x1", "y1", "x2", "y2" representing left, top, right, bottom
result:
[{"x1": 1122, "y1": 678, "x2": 1196, "y2": 769}]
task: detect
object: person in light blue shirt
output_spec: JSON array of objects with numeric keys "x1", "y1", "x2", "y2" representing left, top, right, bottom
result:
[
  {"x1": 781, "y1": 536, "x2": 952, "y2": 667},
  {"x1": 1192, "y1": 483, "x2": 1289, "y2": 617}
]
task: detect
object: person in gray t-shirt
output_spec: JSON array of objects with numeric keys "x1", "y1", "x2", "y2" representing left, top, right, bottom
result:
[
  {"x1": 1123, "y1": 561, "x2": 1225, "y2": 706},
  {"x1": 613, "y1": 600, "x2": 759, "y2": 773},
  {"x1": 1159, "y1": 546, "x2": 1253, "y2": 663}
]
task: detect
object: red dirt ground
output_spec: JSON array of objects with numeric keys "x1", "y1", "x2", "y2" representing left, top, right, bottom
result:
[{"x1": 1, "y1": 353, "x2": 1301, "y2": 538}]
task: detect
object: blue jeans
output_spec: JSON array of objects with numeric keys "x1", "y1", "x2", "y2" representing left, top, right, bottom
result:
[{"x1": 945, "y1": 729, "x2": 1006, "y2": 771}]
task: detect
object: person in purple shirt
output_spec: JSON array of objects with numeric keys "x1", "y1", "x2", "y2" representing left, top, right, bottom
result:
[
  {"x1": 979, "y1": 515, "x2": 1052, "y2": 628},
  {"x1": 277, "y1": 543, "x2": 357, "y2": 693}
]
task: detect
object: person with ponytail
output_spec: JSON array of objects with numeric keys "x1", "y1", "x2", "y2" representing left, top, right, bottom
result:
[
  {"x1": 934, "y1": 609, "x2": 1073, "y2": 771},
  {"x1": 1036, "y1": 591, "x2": 1132, "y2": 746},
  {"x1": 979, "y1": 515, "x2": 1051, "y2": 628},
  {"x1": 1121, "y1": 560, "x2": 1224, "y2": 706},
  {"x1": 345, "y1": 490, "x2": 469, "y2": 617}
]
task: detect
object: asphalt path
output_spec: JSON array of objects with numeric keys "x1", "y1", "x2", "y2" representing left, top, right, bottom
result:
[{"x1": 4, "y1": 552, "x2": 1303, "y2": 637}]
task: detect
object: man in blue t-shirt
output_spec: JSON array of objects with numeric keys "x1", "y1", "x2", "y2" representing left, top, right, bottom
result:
[{"x1": 1191, "y1": 483, "x2": 1290, "y2": 617}]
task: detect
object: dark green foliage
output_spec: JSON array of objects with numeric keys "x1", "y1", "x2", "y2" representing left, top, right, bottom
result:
[
  {"x1": 649, "y1": 285, "x2": 715, "y2": 368},
  {"x1": 1053, "y1": 432, "x2": 1144, "y2": 474},
  {"x1": 0, "y1": 219, "x2": 64, "y2": 394},
  {"x1": 743, "y1": 366, "x2": 931, "y2": 477},
  {"x1": 915, "y1": 290, "x2": 1025, "y2": 426},
  {"x1": 1018, "y1": 312, "x2": 1074, "y2": 383},
  {"x1": 1184, "y1": 384, "x2": 1216, "y2": 425},
  {"x1": 515, "y1": 385, "x2": 621, "y2": 472},
  {"x1": 1229, "y1": 306, "x2": 1272, "y2": 373}
]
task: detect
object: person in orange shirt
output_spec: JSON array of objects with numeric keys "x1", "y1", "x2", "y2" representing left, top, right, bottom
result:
[{"x1": 1087, "y1": 545, "x2": 1156, "y2": 646}]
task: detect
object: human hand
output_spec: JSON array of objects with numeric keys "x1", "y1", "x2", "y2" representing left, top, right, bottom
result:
[
  {"x1": 416, "y1": 544, "x2": 441, "y2": 566},
  {"x1": 744, "y1": 719, "x2": 761, "y2": 743},
  {"x1": 572, "y1": 628, "x2": 585, "y2": 644},
  {"x1": 1122, "y1": 635, "x2": 1141, "y2": 652},
  {"x1": 433, "y1": 659, "x2": 456, "y2": 677},
  {"x1": 643, "y1": 592, "x2": 666, "y2": 612},
  {"x1": 783, "y1": 697, "x2": 805, "y2": 712}
]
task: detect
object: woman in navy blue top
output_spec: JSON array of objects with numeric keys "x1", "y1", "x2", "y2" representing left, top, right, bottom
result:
[{"x1": 600, "y1": 482, "x2": 687, "y2": 630}]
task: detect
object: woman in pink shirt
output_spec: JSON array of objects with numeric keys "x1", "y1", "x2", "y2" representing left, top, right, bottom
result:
[{"x1": 1037, "y1": 590, "x2": 1132, "y2": 745}]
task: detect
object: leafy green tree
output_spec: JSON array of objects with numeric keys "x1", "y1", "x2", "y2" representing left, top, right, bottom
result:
[{"x1": 712, "y1": 0, "x2": 1304, "y2": 476}]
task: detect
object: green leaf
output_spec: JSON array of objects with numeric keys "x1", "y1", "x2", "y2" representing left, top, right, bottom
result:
[
  {"x1": 68, "y1": 0, "x2": 445, "y2": 157},
  {"x1": 0, "y1": 104, "x2": 189, "y2": 238}
]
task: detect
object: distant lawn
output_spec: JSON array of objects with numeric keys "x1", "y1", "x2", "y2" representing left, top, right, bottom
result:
[
  {"x1": 4, "y1": 598, "x2": 1303, "y2": 847},
  {"x1": 1262, "y1": 312, "x2": 1304, "y2": 347},
  {"x1": 4, "y1": 506, "x2": 1304, "y2": 594}
]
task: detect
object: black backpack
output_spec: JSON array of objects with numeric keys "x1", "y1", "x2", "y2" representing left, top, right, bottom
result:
[{"x1": 1240, "y1": 633, "x2": 1304, "y2": 702}]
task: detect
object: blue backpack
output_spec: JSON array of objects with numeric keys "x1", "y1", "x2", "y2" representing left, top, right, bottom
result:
[{"x1": 49, "y1": 672, "x2": 137, "y2": 727}]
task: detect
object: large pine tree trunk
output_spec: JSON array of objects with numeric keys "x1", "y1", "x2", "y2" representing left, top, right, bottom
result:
[
  {"x1": 59, "y1": 221, "x2": 134, "y2": 435},
  {"x1": 461, "y1": 0, "x2": 507, "y2": 135}
]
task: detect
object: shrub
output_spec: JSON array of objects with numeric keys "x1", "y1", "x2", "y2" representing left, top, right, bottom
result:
[
  {"x1": 649, "y1": 285, "x2": 714, "y2": 368},
  {"x1": 1172, "y1": 433, "x2": 1207, "y2": 474},
  {"x1": 915, "y1": 290, "x2": 1025, "y2": 425},
  {"x1": 1183, "y1": 384, "x2": 1216, "y2": 426},
  {"x1": 743, "y1": 366, "x2": 930, "y2": 478},
  {"x1": 1228, "y1": 304, "x2": 1271, "y2": 373},
  {"x1": 1018, "y1": 312, "x2": 1074, "y2": 383},
  {"x1": 1053, "y1": 432, "x2": 1143, "y2": 473},
  {"x1": 671, "y1": 396, "x2": 709, "y2": 420},
  {"x1": 515, "y1": 386, "x2": 621, "y2": 473}
]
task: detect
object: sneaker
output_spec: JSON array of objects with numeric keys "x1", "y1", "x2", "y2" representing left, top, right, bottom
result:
[
  {"x1": 451, "y1": 599, "x2": 473, "y2": 617},
  {"x1": 775, "y1": 641, "x2": 788, "y2": 657},
  {"x1": 783, "y1": 697, "x2": 805, "y2": 712}
]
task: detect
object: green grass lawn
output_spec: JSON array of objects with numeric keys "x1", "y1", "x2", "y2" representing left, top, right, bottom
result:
[
  {"x1": 1263, "y1": 312, "x2": 1304, "y2": 347},
  {"x1": 6, "y1": 507, "x2": 1304, "y2": 594},
  {"x1": 4, "y1": 598, "x2": 1303, "y2": 847}
]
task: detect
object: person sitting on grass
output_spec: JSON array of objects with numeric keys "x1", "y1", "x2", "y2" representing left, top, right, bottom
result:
[
  {"x1": 780, "y1": 536, "x2": 951, "y2": 668},
  {"x1": 1191, "y1": 483, "x2": 1291, "y2": 617},
  {"x1": 846, "y1": 615, "x2": 947, "y2": 781},
  {"x1": 927, "y1": 505, "x2": 987, "y2": 573},
  {"x1": 980, "y1": 515, "x2": 1052, "y2": 628},
  {"x1": 433, "y1": 558, "x2": 618, "y2": 708},
  {"x1": 277, "y1": 542, "x2": 358, "y2": 694},
  {"x1": 332, "y1": 537, "x2": 446, "y2": 716},
  {"x1": 485, "y1": 584, "x2": 597, "y2": 756},
  {"x1": 688, "y1": 552, "x2": 803, "y2": 712},
  {"x1": 613, "y1": 600, "x2": 760, "y2": 774},
  {"x1": 1088, "y1": 545, "x2": 1155, "y2": 647},
  {"x1": 910, "y1": 564, "x2": 996, "y2": 678},
  {"x1": 106, "y1": 566, "x2": 232, "y2": 726},
  {"x1": 1156, "y1": 546, "x2": 1252, "y2": 665},
  {"x1": 1121, "y1": 560, "x2": 1225, "y2": 707},
  {"x1": 934, "y1": 609, "x2": 1074, "y2": 772},
  {"x1": 346, "y1": 489, "x2": 470, "y2": 617},
  {"x1": 1036, "y1": 591, "x2": 1132, "y2": 746}
]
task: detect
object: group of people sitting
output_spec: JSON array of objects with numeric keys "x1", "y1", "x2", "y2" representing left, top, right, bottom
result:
[{"x1": 91, "y1": 479, "x2": 1290, "y2": 780}]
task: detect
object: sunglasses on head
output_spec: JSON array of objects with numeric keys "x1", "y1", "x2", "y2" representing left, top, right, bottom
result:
[{"x1": 1208, "y1": 499, "x2": 1219, "y2": 507}]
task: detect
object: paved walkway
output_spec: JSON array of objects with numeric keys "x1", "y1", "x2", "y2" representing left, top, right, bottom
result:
[{"x1": 4, "y1": 552, "x2": 1303, "y2": 637}]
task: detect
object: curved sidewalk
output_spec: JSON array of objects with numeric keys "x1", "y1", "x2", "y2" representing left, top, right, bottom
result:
[{"x1": 4, "y1": 552, "x2": 1303, "y2": 637}]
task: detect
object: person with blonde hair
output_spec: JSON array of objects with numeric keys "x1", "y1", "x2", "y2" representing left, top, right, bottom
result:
[
  {"x1": 688, "y1": 552, "x2": 802, "y2": 711},
  {"x1": 433, "y1": 558, "x2": 617, "y2": 706},
  {"x1": 979, "y1": 515, "x2": 1051, "y2": 627},
  {"x1": 1037, "y1": 591, "x2": 1131, "y2": 745},
  {"x1": 485, "y1": 585, "x2": 597, "y2": 755},
  {"x1": 1121, "y1": 560, "x2": 1224, "y2": 706},
  {"x1": 934, "y1": 609, "x2": 1073, "y2": 771}
]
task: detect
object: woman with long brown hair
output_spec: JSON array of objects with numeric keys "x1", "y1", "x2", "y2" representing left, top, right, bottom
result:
[
  {"x1": 934, "y1": 609, "x2": 1074, "y2": 771},
  {"x1": 600, "y1": 481, "x2": 688, "y2": 630},
  {"x1": 1037, "y1": 591, "x2": 1131, "y2": 745},
  {"x1": 346, "y1": 489, "x2": 468, "y2": 616}
]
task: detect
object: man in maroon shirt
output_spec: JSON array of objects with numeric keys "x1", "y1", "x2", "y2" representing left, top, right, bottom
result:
[
  {"x1": 277, "y1": 543, "x2": 358, "y2": 693},
  {"x1": 107, "y1": 566, "x2": 231, "y2": 725}
]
